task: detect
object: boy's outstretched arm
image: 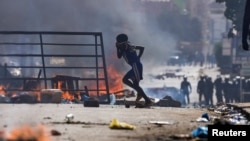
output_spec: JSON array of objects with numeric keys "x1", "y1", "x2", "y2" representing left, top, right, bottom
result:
[{"x1": 135, "y1": 46, "x2": 144, "y2": 58}]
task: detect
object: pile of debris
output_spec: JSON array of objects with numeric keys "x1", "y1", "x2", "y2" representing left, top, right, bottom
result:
[{"x1": 169, "y1": 103, "x2": 250, "y2": 140}]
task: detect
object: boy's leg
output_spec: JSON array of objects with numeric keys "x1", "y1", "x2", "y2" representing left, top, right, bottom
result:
[
  {"x1": 123, "y1": 63, "x2": 152, "y2": 106},
  {"x1": 133, "y1": 82, "x2": 153, "y2": 106},
  {"x1": 132, "y1": 62, "x2": 151, "y2": 103},
  {"x1": 122, "y1": 77, "x2": 134, "y2": 88},
  {"x1": 135, "y1": 94, "x2": 142, "y2": 102},
  {"x1": 135, "y1": 85, "x2": 150, "y2": 101},
  {"x1": 122, "y1": 69, "x2": 136, "y2": 88},
  {"x1": 122, "y1": 73, "x2": 143, "y2": 102},
  {"x1": 123, "y1": 76, "x2": 151, "y2": 105}
]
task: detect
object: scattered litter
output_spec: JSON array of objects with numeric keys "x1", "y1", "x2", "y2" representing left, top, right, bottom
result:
[
  {"x1": 51, "y1": 129, "x2": 61, "y2": 136},
  {"x1": 81, "y1": 94, "x2": 90, "y2": 102},
  {"x1": 169, "y1": 134, "x2": 192, "y2": 139},
  {"x1": 212, "y1": 104, "x2": 250, "y2": 125},
  {"x1": 196, "y1": 117, "x2": 209, "y2": 122},
  {"x1": 109, "y1": 118, "x2": 136, "y2": 130},
  {"x1": 201, "y1": 113, "x2": 210, "y2": 121},
  {"x1": 213, "y1": 118, "x2": 232, "y2": 125},
  {"x1": 213, "y1": 104, "x2": 230, "y2": 114},
  {"x1": 149, "y1": 120, "x2": 174, "y2": 125},
  {"x1": 196, "y1": 113, "x2": 210, "y2": 122},
  {"x1": 191, "y1": 126, "x2": 208, "y2": 138},
  {"x1": 109, "y1": 93, "x2": 116, "y2": 105},
  {"x1": 52, "y1": 121, "x2": 108, "y2": 125},
  {"x1": 43, "y1": 116, "x2": 52, "y2": 120},
  {"x1": 65, "y1": 113, "x2": 74, "y2": 122},
  {"x1": 228, "y1": 115, "x2": 249, "y2": 125}
]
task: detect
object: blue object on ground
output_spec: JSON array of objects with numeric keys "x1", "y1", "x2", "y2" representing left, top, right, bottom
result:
[
  {"x1": 81, "y1": 94, "x2": 90, "y2": 102},
  {"x1": 191, "y1": 126, "x2": 208, "y2": 138},
  {"x1": 201, "y1": 113, "x2": 210, "y2": 121}
]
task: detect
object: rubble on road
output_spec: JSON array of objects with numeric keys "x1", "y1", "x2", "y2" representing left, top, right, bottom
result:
[
  {"x1": 208, "y1": 103, "x2": 250, "y2": 125},
  {"x1": 169, "y1": 103, "x2": 250, "y2": 141}
]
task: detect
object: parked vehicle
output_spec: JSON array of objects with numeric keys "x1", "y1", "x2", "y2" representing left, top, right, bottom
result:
[{"x1": 167, "y1": 52, "x2": 188, "y2": 66}]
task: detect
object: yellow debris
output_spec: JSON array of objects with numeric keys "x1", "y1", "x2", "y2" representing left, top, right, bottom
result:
[{"x1": 109, "y1": 118, "x2": 136, "y2": 130}]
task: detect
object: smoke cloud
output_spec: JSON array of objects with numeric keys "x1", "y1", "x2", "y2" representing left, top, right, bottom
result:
[{"x1": 0, "y1": 0, "x2": 177, "y2": 73}]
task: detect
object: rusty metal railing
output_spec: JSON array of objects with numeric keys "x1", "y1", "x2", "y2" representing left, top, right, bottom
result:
[{"x1": 0, "y1": 31, "x2": 110, "y2": 103}]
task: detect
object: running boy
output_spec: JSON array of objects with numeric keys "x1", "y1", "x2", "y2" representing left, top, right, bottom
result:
[{"x1": 115, "y1": 33, "x2": 152, "y2": 107}]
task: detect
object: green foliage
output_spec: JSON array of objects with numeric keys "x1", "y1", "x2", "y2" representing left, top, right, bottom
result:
[{"x1": 216, "y1": 0, "x2": 246, "y2": 38}]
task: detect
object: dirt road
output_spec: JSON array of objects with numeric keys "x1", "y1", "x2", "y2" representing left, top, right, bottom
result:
[{"x1": 0, "y1": 104, "x2": 216, "y2": 141}]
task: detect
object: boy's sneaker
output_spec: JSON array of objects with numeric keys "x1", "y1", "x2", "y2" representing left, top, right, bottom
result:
[
  {"x1": 135, "y1": 101, "x2": 145, "y2": 108},
  {"x1": 144, "y1": 100, "x2": 154, "y2": 107}
]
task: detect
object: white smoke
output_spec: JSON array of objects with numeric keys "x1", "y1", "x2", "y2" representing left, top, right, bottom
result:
[{"x1": 0, "y1": 0, "x2": 177, "y2": 73}]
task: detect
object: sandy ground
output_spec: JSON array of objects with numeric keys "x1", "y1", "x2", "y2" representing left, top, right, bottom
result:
[
  {"x1": 0, "y1": 65, "x2": 221, "y2": 141},
  {"x1": 0, "y1": 104, "x2": 216, "y2": 141}
]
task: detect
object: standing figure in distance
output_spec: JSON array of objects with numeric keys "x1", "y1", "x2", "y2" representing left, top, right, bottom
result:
[
  {"x1": 115, "y1": 33, "x2": 152, "y2": 107},
  {"x1": 205, "y1": 76, "x2": 214, "y2": 106},
  {"x1": 180, "y1": 76, "x2": 192, "y2": 105},
  {"x1": 223, "y1": 77, "x2": 231, "y2": 103},
  {"x1": 197, "y1": 75, "x2": 206, "y2": 106},
  {"x1": 213, "y1": 75, "x2": 224, "y2": 104}
]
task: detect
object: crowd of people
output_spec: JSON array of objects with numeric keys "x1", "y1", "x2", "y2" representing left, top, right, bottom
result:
[{"x1": 180, "y1": 75, "x2": 250, "y2": 107}]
